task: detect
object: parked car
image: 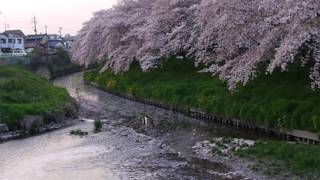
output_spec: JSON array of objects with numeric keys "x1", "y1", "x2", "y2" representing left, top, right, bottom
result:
[{"x1": 12, "y1": 49, "x2": 27, "y2": 57}]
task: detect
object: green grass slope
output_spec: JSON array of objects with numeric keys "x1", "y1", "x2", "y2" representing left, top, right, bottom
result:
[
  {"x1": 0, "y1": 65, "x2": 73, "y2": 128},
  {"x1": 84, "y1": 58, "x2": 320, "y2": 133},
  {"x1": 237, "y1": 140, "x2": 320, "y2": 177}
]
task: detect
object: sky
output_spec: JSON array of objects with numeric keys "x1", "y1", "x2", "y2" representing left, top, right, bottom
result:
[{"x1": 0, "y1": 0, "x2": 118, "y2": 36}]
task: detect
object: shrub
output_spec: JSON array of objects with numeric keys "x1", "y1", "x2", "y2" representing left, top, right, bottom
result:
[{"x1": 94, "y1": 119, "x2": 102, "y2": 133}]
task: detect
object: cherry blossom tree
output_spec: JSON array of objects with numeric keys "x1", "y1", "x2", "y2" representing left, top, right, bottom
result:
[
  {"x1": 72, "y1": 0, "x2": 320, "y2": 90},
  {"x1": 195, "y1": 0, "x2": 320, "y2": 90},
  {"x1": 137, "y1": 0, "x2": 200, "y2": 69}
]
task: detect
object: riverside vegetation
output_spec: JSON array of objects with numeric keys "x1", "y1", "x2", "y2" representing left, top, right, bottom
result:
[
  {"x1": 94, "y1": 119, "x2": 102, "y2": 133},
  {"x1": 30, "y1": 47, "x2": 81, "y2": 79},
  {"x1": 237, "y1": 140, "x2": 320, "y2": 178},
  {"x1": 84, "y1": 58, "x2": 320, "y2": 177},
  {"x1": 84, "y1": 58, "x2": 320, "y2": 133},
  {"x1": 0, "y1": 65, "x2": 75, "y2": 129}
]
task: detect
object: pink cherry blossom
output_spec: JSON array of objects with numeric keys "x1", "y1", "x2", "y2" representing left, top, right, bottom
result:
[{"x1": 72, "y1": 0, "x2": 320, "y2": 90}]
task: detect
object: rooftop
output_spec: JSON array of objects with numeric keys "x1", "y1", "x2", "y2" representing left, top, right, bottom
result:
[{"x1": 4, "y1": 30, "x2": 25, "y2": 37}]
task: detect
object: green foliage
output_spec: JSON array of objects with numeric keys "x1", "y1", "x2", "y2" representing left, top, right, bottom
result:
[
  {"x1": 29, "y1": 46, "x2": 46, "y2": 70},
  {"x1": 48, "y1": 47, "x2": 77, "y2": 73},
  {"x1": 84, "y1": 57, "x2": 320, "y2": 133},
  {"x1": 0, "y1": 65, "x2": 72, "y2": 128},
  {"x1": 94, "y1": 119, "x2": 102, "y2": 133},
  {"x1": 237, "y1": 140, "x2": 320, "y2": 177},
  {"x1": 29, "y1": 46, "x2": 80, "y2": 75}
]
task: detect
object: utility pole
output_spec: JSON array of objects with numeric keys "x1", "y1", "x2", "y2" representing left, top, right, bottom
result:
[
  {"x1": 58, "y1": 27, "x2": 63, "y2": 37},
  {"x1": 44, "y1": 25, "x2": 48, "y2": 34},
  {"x1": 32, "y1": 16, "x2": 38, "y2": 35},
  {"x1": 4, "y1": 23, "x2": 9, "y2": 31}
]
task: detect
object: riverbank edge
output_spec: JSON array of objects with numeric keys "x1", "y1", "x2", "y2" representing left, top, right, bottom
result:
[
  {"x1": 36, "y1": 65, "x2": 82, "y2": 81},
  {"x1": 85, "y1": 80, "x2": 319, "y2": 144},
  {"x1": 85, "y1": 80, "x2": 319, "y2": 178},
  {"x1": 49, "y1": 66, "x2": 82, "y2": 80},
  {"x1": 0, "y1": 65, "x2": 82, "y2": 143},
  {"x1": 0, "y1": 97, "x2": 80, "y2": 143}
]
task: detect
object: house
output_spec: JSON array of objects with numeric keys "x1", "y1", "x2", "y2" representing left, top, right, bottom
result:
[
  {"x1": 24, "y1": 34, "x2": 46, "y2": 53},
  {"x1": 64, "y1": 34, "x2": 76, "y2": 50},
  {"x1": 47, "y1": 34, "x2": 65, "y2": 53},
  {"x1": 0, "y1": 33, "x2": 10, "y2": 53},
  {"x1": 25, "y1": 34, "x2": 65, "y2": 54},
  {"x1": 0, "y1": 30, "x2": 25, "y2": 53}
]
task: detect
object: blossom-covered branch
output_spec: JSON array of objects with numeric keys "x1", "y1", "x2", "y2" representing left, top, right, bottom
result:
[{"x1": 72, "y1": 0, "x2": 320, "y2": 90}]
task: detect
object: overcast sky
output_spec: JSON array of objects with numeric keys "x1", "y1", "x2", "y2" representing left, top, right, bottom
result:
[{"x1": 0, "y1": 0, "x2": 118, "y2": 36}]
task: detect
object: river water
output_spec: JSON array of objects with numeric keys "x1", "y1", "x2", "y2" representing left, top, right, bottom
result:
[{"x1": 0, "y1": 73, "x2": 272, "y2": 180}]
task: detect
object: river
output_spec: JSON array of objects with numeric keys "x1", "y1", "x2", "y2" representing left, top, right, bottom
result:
[{"x1": 0, "y1": 73, "x2": 272, "y2": 180}]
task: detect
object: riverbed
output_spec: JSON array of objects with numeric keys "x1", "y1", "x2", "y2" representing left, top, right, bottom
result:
[{"x1": 0, "y1": 73, "x2": 274, "y2": 180}]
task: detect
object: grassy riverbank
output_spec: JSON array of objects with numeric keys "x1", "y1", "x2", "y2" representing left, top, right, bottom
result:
[
  {"x1": 84, "y1": 58, "x2": 320, "y2": 133},
  {"x1": 84, "y1": 58, "x2": 320, "y2": 177},
  {"x1": 0, "y1": 65, "x2": 74, "y2": 128},
  {"x1": 237, "y1": 140, "x2": 320, "y2": 178}
]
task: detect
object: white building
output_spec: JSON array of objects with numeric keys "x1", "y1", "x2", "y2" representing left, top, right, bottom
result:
[{"x1": 0, "y1": 30, "x2": 25, "y2": 53}]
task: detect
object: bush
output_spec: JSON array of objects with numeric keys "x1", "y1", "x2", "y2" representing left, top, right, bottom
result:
[
  {"x1": 29, "y1": 46, "x2": 46, "y2": 70},
  {"x1": 94, "y1": 119, "x2": 102, "y2": 133}
]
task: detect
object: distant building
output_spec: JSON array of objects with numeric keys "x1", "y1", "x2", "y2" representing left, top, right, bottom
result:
[
  {"x1": 25, "y1": 34, "x2": 65, "y2": 54},
  {"x1": 47, "y1": 34, "x2": 65, "y2": 53},
  {"x1": 24, "y1": 34, "x2": 45, "y2": 52},
  {"x1": 64, "y1": 34, "x2": 76, "y2": 50},
  {"x1": 4, "y1": 30, "x2": 25, "y2": 38},
  {"x1": 0, "y1": 30, "x2": 26, "y2": 53}
]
